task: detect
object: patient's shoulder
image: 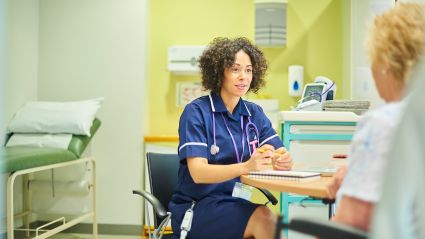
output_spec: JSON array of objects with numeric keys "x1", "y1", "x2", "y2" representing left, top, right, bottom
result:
[{"x1": 358, "y1": 101, "x2": 405, "y2": 129}]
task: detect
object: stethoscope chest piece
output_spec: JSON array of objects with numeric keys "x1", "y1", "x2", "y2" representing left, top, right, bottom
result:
[{"x1": 210, "y1": 144, "x2": 220, "y2": 155}]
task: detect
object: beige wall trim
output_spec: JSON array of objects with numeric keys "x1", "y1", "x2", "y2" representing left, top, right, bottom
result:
[{"x1": 27, "y1": 222, "x2": 141, "y2": 236}]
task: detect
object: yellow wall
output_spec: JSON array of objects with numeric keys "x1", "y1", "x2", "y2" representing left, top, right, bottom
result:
[{"x1": 148, "y1": 0, "x2": 342, "y2": 135}]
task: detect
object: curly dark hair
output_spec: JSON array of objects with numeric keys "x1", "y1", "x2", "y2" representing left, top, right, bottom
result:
[{"x1": 198, "y1": 37, "x2": 268, "y2": 94}]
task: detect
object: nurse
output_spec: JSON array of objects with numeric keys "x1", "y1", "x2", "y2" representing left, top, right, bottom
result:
[{"x1": 169, "y1": 37, "x2": 292, "y2": 239}]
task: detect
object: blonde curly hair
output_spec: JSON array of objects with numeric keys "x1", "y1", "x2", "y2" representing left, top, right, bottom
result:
[{"x1": 367, "y1": 2, "x2": 425, "y2": 83}]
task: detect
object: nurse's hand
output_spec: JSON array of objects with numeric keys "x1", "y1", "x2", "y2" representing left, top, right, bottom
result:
[
  {"x1": 272, "y1": 147, "x2": 293, "y2": 171},
  {"x1": 243, "y1": 144, "x2": 275, "y2": 172},
  {"x1": 326, "y1": 165, "x2": 347, "y2": 199}
]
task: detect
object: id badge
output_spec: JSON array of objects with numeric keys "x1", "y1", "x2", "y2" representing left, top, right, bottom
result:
[{"x1": 232, "y1": 182, "x2": 253, "y2": 201}]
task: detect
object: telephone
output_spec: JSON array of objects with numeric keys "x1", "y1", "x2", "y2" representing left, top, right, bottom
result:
[{"x1": 294, "y1": 76, "x2": 336, "y2": 111}]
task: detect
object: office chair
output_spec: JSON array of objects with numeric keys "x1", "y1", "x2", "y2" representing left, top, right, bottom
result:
[
  {"x1": 133, "y1": 152, "x2": 178, "y2": 239},
  {"x1": 133, "y1": 152, "x2": 279, "y2": 239}
]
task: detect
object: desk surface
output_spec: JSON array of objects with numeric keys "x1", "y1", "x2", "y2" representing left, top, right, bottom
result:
[{"x1": 240, "y1": 175, "x2": 331, "y2": 199}]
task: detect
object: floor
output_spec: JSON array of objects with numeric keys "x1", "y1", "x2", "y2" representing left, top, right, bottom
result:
[
  {"x1": 49, "y1": 233, "x2": 173, "y2": 239},
  {"x1": 49, "y1": 234, "x2": 141, "y2": 239}
]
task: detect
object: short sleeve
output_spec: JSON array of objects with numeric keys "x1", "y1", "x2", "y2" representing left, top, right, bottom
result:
[
  {"x1": 338, "y1": 106, "x2": 400, "y2": 203},
  {"x1": 256, "y1": 106, "x2": 283, "y2": 149},
  {"x1": 178, "y1": 103, "x2": 209, "y2": 160}
]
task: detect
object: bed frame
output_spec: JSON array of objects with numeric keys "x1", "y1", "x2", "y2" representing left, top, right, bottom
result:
[{"x1": 6, "y1": 156, "x2": 97, "y2": 239}]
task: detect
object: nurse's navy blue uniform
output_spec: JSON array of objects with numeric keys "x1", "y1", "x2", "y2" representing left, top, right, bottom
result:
[{"x1": 169, "y1": 92, "x2": 283, "y2": 239}]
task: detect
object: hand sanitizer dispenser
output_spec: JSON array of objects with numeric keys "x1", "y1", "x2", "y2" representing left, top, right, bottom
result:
[{"x1": 288, "y1": 65, "x2": 303, "y2": 96}]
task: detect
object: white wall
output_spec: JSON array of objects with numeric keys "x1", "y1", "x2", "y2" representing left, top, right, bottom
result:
[
  {"x1": 4, "y1": 0, "x2": 39, "y2": 125},
  {"x1": 349, "y1": 0, "x2": 393, "y2": 108},
  {"x1": 2, "y1": 0, "x2": 39, "y2": 229},
  {"x1": 37, "y1": 0, "x2": 147, "y2": 225},
  {"x1": 1, "y1": 0, "x2": 6, "y2": 142},
  {"x1": 1, "y1": 0, "x2": 6, "y2": 234}
]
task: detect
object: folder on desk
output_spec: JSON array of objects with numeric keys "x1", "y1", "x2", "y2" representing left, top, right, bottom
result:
[{"x1": 248, "y1": 170, "x2": 320, "y2": 181}]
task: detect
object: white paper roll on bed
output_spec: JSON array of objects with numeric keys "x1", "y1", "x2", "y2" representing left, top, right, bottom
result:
[{"x1": 29, "y1": 180, "x2": 91, "y2": 195}]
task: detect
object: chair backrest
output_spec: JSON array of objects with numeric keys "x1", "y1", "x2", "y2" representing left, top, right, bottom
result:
[{"x1": 146, "y1": 152, "x2": 179, "y2": 226}]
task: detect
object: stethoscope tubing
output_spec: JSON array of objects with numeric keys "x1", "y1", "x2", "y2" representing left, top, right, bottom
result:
[
  {"x1": 245, "y1": 118, "x2": 260, "y2": 156},
  {"x1": 220, "y1": 113, "x2": 245, "y2": 163},
  {"x1": 211, "y1": 111, "x2": 260, "y2": 162}
]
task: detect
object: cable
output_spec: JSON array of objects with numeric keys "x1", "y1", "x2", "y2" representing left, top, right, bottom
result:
[
  {"x1": 320, "y1": 81, "x2": 335, "y2": 100},
  {"x1": 180, "y1": 201, "x2": 195, "y2": 239}
]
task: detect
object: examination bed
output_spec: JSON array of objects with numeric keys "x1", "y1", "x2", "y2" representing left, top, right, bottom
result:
[{"x1": 0, "y1": 118, "x2": 101, "y2": 239}]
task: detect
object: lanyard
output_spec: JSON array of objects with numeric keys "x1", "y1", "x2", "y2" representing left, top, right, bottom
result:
[{"x1": 220, "y1": 113, "x2": 245, "y2": 163}]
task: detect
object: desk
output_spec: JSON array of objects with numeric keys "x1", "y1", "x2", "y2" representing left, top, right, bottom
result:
[
  {"x1": 241, "y1": 175, "x2": 335, "y2": 237},
  {"x1": 240, "y1": 175, "x2": 331, "y2": 199}
]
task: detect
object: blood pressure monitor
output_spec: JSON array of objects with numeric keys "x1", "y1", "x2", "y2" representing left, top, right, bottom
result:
[
  {"x1": 301, "y1": 83, "x2": 327, "y2": 103},
  {"x1": 301, "y1": 76, "x2": 336, "y2": 103},
  {"x1": 295, "y1": 76, "x2": 336, "y2": 111}
]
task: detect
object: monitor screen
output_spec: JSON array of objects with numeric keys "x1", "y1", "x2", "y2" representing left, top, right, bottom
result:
[{"x1": 302, "y1": 84, "x2": 325, "y2": 103}]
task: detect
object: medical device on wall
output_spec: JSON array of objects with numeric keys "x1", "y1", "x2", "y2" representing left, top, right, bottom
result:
[
  {"x1": 288, "y1": 65, "x2": 303, "y2": 96},
  {"x1": 168, "y1": 46, "x2": 206, "y2": 75},
  {"x1": 255, "y1": 0, "x2": 287, "y2": 46},
  {"x1": 294, "y1": 76, "x2": 336, "y2": 111}
]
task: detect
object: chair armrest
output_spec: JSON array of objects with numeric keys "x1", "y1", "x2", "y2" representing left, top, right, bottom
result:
[
  {"x1": 132, "y1": 190, "x2": 168, "y2": 218},
  {"x1": 287, "y1": 217, "x2": 368, "y2": 239},
  {"x1": 255, "y1": 187, "x2": 278, "y2": 205}
]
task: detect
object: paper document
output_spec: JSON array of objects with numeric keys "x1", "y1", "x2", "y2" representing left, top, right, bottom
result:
[
  {"x1": 248, "y1": 170, "x2": 320, "y2": 181},
  {"x1": 298, "y1": 167, "x2": 338, "y2": 177}
]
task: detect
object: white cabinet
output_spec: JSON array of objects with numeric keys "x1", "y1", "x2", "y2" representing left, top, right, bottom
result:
[
  {"x1": 279, "y1": 111, "x2": 359, "y2": 238},
  {"x1": 280, "y1": 111, "x2": 359, "y2": 166}
]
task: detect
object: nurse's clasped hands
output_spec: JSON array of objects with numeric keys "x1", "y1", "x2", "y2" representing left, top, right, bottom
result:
[
  {"x1": 243, "y1": 144, "x2": 293, "y2": 172},
  {"x1": 272, "y1": 147, "x2": 293, "y2": 171},
  {"x1": 243, "y1": 145, "x2": 275, "y2": 172},
  {"x1": 255, "y1": 145, "x2": 293, "y2": 171}
]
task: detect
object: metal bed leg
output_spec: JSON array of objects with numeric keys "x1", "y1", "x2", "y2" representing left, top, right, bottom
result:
[
  {"x1": 91, "y1": 159, "x2": 98, "y2": 238},
  {"x1": 7, "y1": 172, "x2": 17, "y2": 239},
  {"x1": 23, "y1": 174, "x2": 30, "y2": 238}
]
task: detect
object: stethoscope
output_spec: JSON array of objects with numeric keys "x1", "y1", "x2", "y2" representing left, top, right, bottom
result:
[{"x1": 210, "y1": 110, "x2": 260, "y2": 163}]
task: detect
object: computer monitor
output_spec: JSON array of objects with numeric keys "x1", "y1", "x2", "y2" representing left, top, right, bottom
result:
[{"x1": 301, "y1": 83, "x2": 326, "y2": 103}]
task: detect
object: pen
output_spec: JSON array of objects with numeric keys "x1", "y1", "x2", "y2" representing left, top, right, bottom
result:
[{"x1": 256, "y1": 148, "x2": 283, "y2": 157}]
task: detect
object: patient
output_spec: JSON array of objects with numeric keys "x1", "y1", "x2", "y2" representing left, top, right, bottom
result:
[
  {"x1": 372, "y1": 58, "x2": 425, "y2": 239},
  {"x1": 326, "y1": 2, "x2": 425, "y2": 231}
]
